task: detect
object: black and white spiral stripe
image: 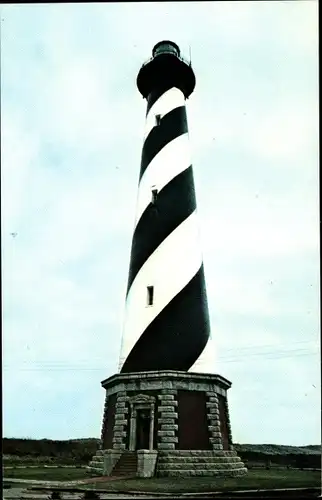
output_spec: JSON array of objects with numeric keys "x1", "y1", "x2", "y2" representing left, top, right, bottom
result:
[{"x1": 119, "y1": 85, "x2": 213, "y2": 374}]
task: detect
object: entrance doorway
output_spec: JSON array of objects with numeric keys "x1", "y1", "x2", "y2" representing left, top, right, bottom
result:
[
  {"x1": 135, "y1": 409, "x2": 150, "y2": 450},
  {"x1": 128, "y1": 394, "x2": 156, "y2": 451}
]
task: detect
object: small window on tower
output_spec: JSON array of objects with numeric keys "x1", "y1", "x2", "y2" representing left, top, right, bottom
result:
[
  {"x1": 151, "y1": 187, "x2": 158, "y2": 204},
  {"x1": 147, "y1": 286, "x2": 154, "y2": 306},
  {"x1": 155, "y1": 114, "x2": 161, "y2": 126}
]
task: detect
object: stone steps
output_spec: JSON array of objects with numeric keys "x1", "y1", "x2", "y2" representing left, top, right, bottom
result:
[
  {"x1": 88, "y1": 451, "x2": 105, "y2": 474},
  {"x1": 158, "y1": 467, "x2": 247, "y2": 477},
  {"x1": 158, "y1": 456, "x2": 242, "y2": 464},
  {"x1": 89, "y1": 457, "x2": 104, "y2": 465},
  {"x1": 156, "y1": 450, "x2": 246, "y2": 477},
  {"x1": 88, "y1": 449, "x2": 246, "y2": 478},
  {"x1": 112, "y1": 451, "x2": 137, "y2": 477},
  {"x1": 157, "y1": 461, "x2": 244, "y2": 471},
  {"x1": 89, "y1": 461, "x2": 102, "y2": 469},
  {"x1": 89, "y1": 467, "x2": 102, "y2": 475},
  {"x1": 158, "y1": 450, "x2": 237, "y2": 457},
  {"x1": 89, "y1": 456, "x2": 104, "y2": 463}
]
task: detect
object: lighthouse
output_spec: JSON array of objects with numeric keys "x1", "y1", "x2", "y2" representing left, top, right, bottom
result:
[
  {"x1": 119, "y1": 40, "x2": 214, "y2": 375},
  {"x1": 90, "y1": 41, "x2": 247, "y2": 479}
]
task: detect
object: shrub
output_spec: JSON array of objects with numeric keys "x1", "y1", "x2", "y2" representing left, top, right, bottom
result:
[{"x1": 2, "y1": 437, "x2": 100, "y2": 463}]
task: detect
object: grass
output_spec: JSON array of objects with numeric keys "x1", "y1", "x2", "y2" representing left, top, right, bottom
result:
[
  {"x1": 3, "y1": 468, "x2": 321, "y2": 492},
  {"x1": 3, "y1": 458, "x2": 84, "y2": 466},
  {"x1": 83, "y1": 470, "x2": 322, "y2": 493},
  {"x1": 3, "y1": 467, "x2": 92, "y2": 481}
]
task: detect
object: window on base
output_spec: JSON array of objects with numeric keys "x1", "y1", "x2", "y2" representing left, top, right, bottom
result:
[{"x1": 147, "y1": 286, "x2": 154, "y2": 306}]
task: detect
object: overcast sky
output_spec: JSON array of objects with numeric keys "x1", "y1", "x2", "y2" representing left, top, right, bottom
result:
[{"x1": 1, "y1": 1, "x2": 319, "y2": 446}]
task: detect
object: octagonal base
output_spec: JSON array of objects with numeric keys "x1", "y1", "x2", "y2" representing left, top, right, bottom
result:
[{"x1": 89, "y1": 370, "x2": 247, "y2": 478}]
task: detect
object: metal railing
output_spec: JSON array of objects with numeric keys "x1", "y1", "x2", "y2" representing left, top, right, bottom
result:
[{"x1": 140, "y1": 51, "x2": 191, "y2": 70}]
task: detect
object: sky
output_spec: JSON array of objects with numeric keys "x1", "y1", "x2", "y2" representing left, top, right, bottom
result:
[{"x1": 1, "y1": 1, "x2": 319, "y2": 446}]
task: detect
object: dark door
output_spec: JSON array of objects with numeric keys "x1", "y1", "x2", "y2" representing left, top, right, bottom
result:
[
  {"x1": 177, "y1": 390, "x2": 211, "y2": 450},
  {"x1": 136, "y1": 409, "x2": 150, "y2": 450}
]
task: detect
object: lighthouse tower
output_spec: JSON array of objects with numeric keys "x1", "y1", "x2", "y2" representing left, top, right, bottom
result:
[
  {"x1": 90, "y1": 41, "x2": 247, "y2": 479},
  {"x1": 119, "y1": 40, "x2": 214, "y2": 374}
]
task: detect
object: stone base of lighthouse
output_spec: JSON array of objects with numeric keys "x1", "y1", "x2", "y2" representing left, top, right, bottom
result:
[{"x1": 89, "y1": 371, "x2": 247, "y2": 478}]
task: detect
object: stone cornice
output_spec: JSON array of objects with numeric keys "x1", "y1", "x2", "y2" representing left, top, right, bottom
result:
[{"x1": 101, "y1": 370, "x2": 231, "y2": 392}]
